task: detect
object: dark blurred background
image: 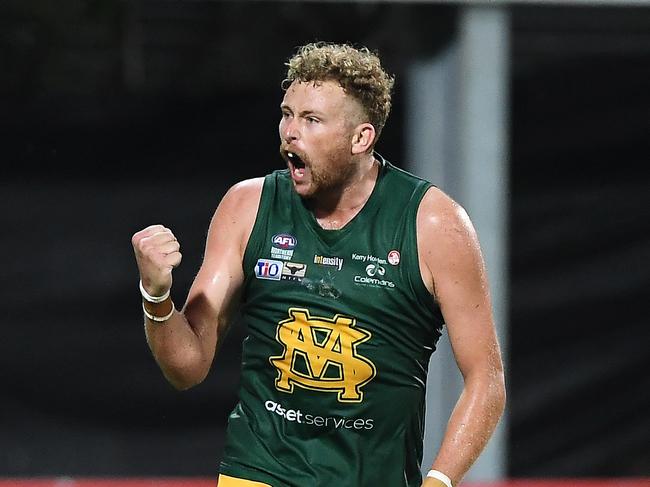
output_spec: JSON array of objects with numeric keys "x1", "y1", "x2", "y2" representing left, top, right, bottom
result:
[{"x1": 1, "y1": 0, "x2": 649, "y2": 480}]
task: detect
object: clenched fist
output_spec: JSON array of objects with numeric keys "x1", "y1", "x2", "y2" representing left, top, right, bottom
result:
[{"x1": 132, "y1": 224, "x2": 182, "y2": 297}]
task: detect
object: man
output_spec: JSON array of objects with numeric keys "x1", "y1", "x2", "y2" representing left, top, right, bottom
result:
[{"x1": 132, "y1": 42, "x2": 505, "y2": 487}]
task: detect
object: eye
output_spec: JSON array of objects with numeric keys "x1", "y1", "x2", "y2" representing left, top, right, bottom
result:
[{"x1": 306, "y1": 116, "x2": 319, "y2": 124}]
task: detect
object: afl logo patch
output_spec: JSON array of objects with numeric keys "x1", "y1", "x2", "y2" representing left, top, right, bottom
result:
[
  {"x1": 387, "y1": 250, "x2": 400, "y2": 266},
  {"x1": 272, "y1": 234, "x2": 298, "y2": 250}
]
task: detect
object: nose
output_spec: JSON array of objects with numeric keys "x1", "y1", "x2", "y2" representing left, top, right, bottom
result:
[{"x1": 281, "y1": 117, "x2": 299, "y2": 144}]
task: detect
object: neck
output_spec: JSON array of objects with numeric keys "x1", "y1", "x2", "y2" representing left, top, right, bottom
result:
[{"x1": 309, "y1": 154, "x2": 379, "y2": 230}]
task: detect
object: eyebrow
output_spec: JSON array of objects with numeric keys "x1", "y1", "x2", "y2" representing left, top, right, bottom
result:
[{"x1": 280, "y1": 104, "x2": 326, "y2": 118}]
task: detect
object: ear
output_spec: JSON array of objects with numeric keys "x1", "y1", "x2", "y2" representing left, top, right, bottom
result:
[{"x1": 351, "y1": 123, "x2": 376, "y2": 155}]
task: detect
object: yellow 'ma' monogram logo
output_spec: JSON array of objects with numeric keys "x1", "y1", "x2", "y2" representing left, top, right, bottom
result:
[{"x1": 269, "y1": 308, "x2": 376, "y2": 403}]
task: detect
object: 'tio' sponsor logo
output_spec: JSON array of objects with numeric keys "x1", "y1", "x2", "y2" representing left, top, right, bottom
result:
[{"x1": 255, "y1": 259, "x2": 283, "y2": 281}]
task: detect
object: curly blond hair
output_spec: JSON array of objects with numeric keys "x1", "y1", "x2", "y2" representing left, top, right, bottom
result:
[{"x1": 283, "y1": 42, "x2": 395, "y2": 141}]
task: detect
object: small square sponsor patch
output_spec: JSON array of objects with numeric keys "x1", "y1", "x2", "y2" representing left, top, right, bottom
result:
[
  {"x1": 282, "y1": 262, "x2": 307, "y2": 280},
  {"x1": 271, "y1": 233, "x2": 297, "y2": 260},
  {"x1": 255, "y1": 259, "x2": 284, "y2": 281}
]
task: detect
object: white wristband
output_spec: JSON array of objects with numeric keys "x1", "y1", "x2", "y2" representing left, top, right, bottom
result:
[
  {"x1": 139, "y1": 279, "x2": 170, "y2": 303},
  {"x1": 426, "y1": 470, "x2": 453, "y2": 487},
  {"x1": 142, "y1": 301, "x2": 175, "y2": 322}
]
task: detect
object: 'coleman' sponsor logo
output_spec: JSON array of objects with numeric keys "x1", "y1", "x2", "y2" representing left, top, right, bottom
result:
[
  {"x1": 365, "y1": 264, "x2": 385, "y2": 277},
  {"x1": 352, "y1": 261, "x2": 395, "y2": 289},
  {"x1": 313, "y1": 254, "x2": 344, "y2": 271},
  {"x1": 354, "y1": 275, "x2": 395, "y2": 288}
]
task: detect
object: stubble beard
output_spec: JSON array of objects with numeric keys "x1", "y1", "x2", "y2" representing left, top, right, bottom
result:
[
  {"x1": 280, "y1": 142, "x2": 356, "y2": 200},
  {"x1": 303, "y1": 151, "x2": 357, "y2": 202}
]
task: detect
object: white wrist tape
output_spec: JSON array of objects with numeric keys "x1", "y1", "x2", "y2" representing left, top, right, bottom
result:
[
  {"x1": 142, "y1": 301, "x2": 175, "y2": 323},
  {"x1": 139, "y1": 279, "x2": 170, "y2": 303},
  {"x1": 426, "y1": 469, "x2": 453, "y2": 487}
]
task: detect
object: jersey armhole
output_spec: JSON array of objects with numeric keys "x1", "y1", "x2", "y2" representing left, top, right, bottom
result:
[
  {"x1": 408, "y1": 183, "x2": 443, "y2": 321},
  {"x1": 241, "y1": 174, "x2": 275, "y2": 281}
]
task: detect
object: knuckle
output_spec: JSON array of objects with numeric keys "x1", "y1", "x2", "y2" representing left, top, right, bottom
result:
[{"x1": 139, "y1": 241, "x2": 152, "y2": 253}]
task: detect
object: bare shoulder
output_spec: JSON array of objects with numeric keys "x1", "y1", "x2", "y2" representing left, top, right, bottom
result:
[
  {"x1": 214, "y1": 177, "x2": 264, "y2": 220},
  {"x1": 221, "y1": 177, "x2": 265, "y2": 208},
  {"x1": 417, "y1": 186, "x2": 483, "y2": 297},
  {"x1": 206, "y1": 177, "x2": 265, "y2": 255},
  {"x1": 418, "y1": 186, "x2": 478, "y2": 246}
]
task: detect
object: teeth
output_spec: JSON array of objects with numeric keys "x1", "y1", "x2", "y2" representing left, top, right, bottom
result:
[{"x1": 287, "y1": 151, "x2": 305, "y2": 177}]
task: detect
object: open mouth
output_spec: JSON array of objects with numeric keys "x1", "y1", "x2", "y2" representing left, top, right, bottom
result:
[
  {"x1": 287, "y1": 151, "x2": 307, "y2": 179},
  {"x1": 287, "y1": 151, "x2": 306, "y2": 169}
]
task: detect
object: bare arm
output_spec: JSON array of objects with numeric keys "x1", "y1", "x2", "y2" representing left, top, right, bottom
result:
[
  {"x1": 131, "y1": 178, "x2": 263, "y2": 390},
  {"x1": 417, "y1": 187, "x2": 506, "y2": 486}
]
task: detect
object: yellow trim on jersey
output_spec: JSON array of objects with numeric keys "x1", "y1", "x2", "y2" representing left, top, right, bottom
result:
[{"x1": 218, "y1": 474, "x2": 272, "y2": 487}]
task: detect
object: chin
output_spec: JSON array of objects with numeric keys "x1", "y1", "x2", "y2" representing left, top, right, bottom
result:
[{"x1": 291, "y1": 180, "x2": 318, "y2": 199}]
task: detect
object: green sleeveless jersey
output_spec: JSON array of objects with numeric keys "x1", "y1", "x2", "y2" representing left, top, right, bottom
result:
[{"x1": 219, "y1": 156, "x2": 444, "y2": 487}]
